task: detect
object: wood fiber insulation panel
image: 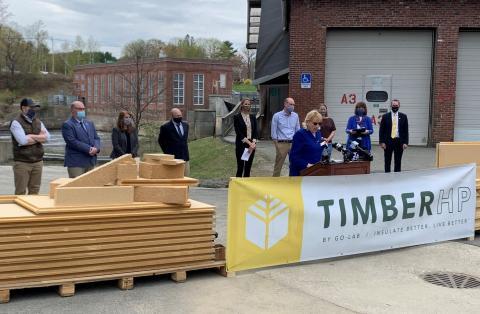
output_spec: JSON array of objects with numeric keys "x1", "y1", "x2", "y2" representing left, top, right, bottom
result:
[
  {"x1": 139, "y1": 162, "x2": 185, "y2": 179},
  {"x1": 134, "y1": 186, "x2": 188, "y2": 204},
  {"x1": 117, "y1": 163, "x2": 138, "y2": 181},
  {"x1": 143, "y1": 153, "x2": 174, "y2": 162},
  {"x1": 49, "y1": 178, "x2": 74, "y2": 199},
  {"x1": 436, "y1": 142, "x2": 480, "y2": 177},
  {"x1": 61, "y1": 154, "x2": 135, "y2": 187},
  {"x1": 54, "y1": 186, "x2": 134, "y2": 206}
]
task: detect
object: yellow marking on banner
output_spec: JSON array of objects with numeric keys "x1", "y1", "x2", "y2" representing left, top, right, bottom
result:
[{"x1": 227, "y1": 177, "x2": 304, "y2": 272}]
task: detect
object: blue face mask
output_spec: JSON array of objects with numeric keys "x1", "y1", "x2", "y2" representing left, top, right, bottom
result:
[
  {"x1": 286, "y1": 106, "x2": 294, "y2": 114},
  {"x1": 77, "y1": 111, "x2": 86, "y2": 120},
  {"x1": 355, "y1": 109, "x2": 365, "y2": 116},
  {"x1": 26, "y1": 108, "x2": 36, "y2": 120}
]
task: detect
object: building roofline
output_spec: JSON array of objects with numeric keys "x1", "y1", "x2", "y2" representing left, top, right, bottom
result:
[{"x1": 74, "y1": 57, "x2": 234, "y2": 70}]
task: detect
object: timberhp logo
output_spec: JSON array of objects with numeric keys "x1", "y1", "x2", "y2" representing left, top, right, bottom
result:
[{"x1": 245, "y1": 194, "x2": 290, "y2": 250}]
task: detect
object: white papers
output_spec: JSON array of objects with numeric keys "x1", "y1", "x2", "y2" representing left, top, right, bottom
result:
[{"x1": 241, "y1": 148, "x2": 251, "y2": 161}]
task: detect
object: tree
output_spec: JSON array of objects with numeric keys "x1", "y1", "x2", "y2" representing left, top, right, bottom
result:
[
  {"x1": 24, "y1": 20, "x2": 49, "y2": 73},
  {"x1": 0, "y1": 0, "x2": 10, "y2": 28},
  {"x1": 0, "y1": 25, "x2": 30, "y2": 89},
  {"x1": 241, "y1": 48, "x2": 256, "y2": 79},
  {"x1": 110, "y1": 39, "x2": 166, "y2": 130},
  {"x1": 86, "y1": 35, "x2": 99, "y2": 64},
  {"x1": 163, "y1": 34, "x2": 206, "y2": 59},
  {"x1": 214, "y1": 40, "x2": 237, "y2": 60}
]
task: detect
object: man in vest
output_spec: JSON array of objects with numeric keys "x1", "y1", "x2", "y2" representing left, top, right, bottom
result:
[{"x1": 10, "y1": 98, "x2": 50, "y2": 195}]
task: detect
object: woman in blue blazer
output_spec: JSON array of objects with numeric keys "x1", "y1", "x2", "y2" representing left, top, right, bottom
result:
[
  {"x1": 289, "y1": 110, "x2": 324, "y2": 176},
  {"x1": 345, "y1": 101, "x2": 373, "y2": 152}
]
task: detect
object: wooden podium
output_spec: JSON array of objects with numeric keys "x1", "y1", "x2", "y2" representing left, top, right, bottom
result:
[{"x1": 300, "y1": 161, "x2": 370, "y2": 176}]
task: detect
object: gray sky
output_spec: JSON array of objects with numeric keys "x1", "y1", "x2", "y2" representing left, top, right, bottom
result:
[{"x1": 6, "y1": 0, "x2": 248, "y2": 57}]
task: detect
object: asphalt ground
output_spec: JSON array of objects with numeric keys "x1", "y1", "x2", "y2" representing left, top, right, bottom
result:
[{"x1": 0, "y1": 145, "x2": 480, "y2": 313}]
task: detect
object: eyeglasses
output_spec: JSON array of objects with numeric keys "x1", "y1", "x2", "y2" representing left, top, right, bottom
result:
[{"x1": 312, "y1": 122, "x2": 321, "y2": 126}]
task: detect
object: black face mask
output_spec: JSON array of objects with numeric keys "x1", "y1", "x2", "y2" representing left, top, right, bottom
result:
[
  {"x1": 26, "y1": 108, "x2": 36, "y2": 120},
  {"x1": 391, "y1": 107, "x2": 399, "y2": 113},
  {"x1": 173, "y1": 117, "x2": 182, "y2": 124}
]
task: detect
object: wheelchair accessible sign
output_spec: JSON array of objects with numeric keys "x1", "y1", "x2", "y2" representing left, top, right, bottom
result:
[{"x1": 301, "y1": 73, "x2": 311, "y2": 89}]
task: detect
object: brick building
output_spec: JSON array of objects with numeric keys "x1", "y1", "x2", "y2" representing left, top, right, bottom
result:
[
  {"x1": 73, "y1": 58, "x2": 233, "y2": 123},
  {"x1": 249, "y1": 0, "x2": 480, "y2": 145}
]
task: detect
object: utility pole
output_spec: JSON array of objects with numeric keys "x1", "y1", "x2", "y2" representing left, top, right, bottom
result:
[{"x1": 51, "y1": 37, "x2": 55, "y2": 73}]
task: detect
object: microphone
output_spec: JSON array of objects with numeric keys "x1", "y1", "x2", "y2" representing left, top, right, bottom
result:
[{"x1": 350, "y1": 141, "x2": 373, "y2": 161}]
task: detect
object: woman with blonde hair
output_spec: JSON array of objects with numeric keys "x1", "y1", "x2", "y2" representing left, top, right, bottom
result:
[
  {"x1": 289, "y1": 110, "x2": 325, "y2": 176},
  {"x1": 110, "y1": 110, "x2": 139, "y2": 159}
]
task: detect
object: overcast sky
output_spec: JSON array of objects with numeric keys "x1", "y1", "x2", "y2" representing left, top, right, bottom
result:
[{"x1": 5, "y1": 0, "x2": 248, "y2": 57}]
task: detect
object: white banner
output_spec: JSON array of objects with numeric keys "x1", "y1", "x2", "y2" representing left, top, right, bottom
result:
[
  {"x1": 300, "y1": 164, "x2": 476, "y2": 261},
  {"x1": 227, "y1": 164, "x2": 476, "y2": 271}
]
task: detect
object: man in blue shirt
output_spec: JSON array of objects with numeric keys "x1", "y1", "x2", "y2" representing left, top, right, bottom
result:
[{"x1": 271, "y1": 97, "x2": 300, "y2": 176}]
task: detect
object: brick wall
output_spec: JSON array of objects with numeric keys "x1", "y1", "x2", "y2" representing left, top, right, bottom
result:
[
  {"x1": 73, "y1": 58, "x2": 233, "y2": 123},
  {"x1": 289, "y1": 0, "x2": 480, "y2": 144}
]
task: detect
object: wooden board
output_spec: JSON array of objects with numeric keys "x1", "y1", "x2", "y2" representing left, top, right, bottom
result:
[
  {"x1": 55, "y1": 186, "x2": 135, "y2": 206},
  {"x1": 134, "y1": 186, "x2": 188, "y2": 204},
  {"x1": 49, "y1": 178, "x2": 74, "y2": 199},
  {"x1": 120, "y1": 177, "x2": 198, "y2": 186},
  {"x1": 436, "y1": 142, "x2": 480, "y2": 177},
  {"x1": 61, "y1": 154, "x2": 135, "y2": 188}
]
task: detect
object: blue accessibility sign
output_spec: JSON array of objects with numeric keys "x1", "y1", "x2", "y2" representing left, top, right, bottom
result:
[{"x1": 301, "y1": 73, "x2": 311, "y2": 89}]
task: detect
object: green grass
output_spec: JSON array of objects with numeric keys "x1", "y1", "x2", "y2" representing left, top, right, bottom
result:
[
  {"x1": 233, "y1": 83, "x2": 257, "y2": 93},
  {"x1": 189, "y1": 137, "x2": 237, "y2": 179}
]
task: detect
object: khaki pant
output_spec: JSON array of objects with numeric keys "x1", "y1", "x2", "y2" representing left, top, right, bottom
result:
[
  {"x1": 67, "y1": 166, "x2": 94, "y2": 178},
  {"x1": 184, "y1": 161, "x2": 190, "y2": 177},
  {"x1": 273, "y1": 142, "x2": 292, "y2": 177},
  {"x1": 13, "y1": 160, "x2": 43, "y2": 195}
]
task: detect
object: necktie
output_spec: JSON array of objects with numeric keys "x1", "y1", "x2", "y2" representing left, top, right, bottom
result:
[
  {"x1": 176, "y1": 123, "x2": 183, "y2": 136},
  {"x1": 80, "y1": 121, "x2": 87, "y2": 133},
  {"x1": 391, "y1": 114, "x2": 397, "y2": 139}
]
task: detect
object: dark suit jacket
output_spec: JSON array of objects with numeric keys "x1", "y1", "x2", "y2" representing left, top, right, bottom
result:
[
  {"x1": 62, "y1": 117, "x2": 101, "y2": 167},
  {"x1": 379, "y1": 111, "x2": 409, "y2": 145},
  {"x1": 110, "y1": 127, "x2": 139, "y2": 159},
  {"x1": 158, "y1": 120, "x2": 189, "y2": 161},
  {"x1": 233, "y1": 113, "x2": 258, "y2": 148}
]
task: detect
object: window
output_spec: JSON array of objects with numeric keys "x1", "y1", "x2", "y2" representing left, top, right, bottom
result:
[
  {"x1": 108, "y1": 74, "x2": 113, "y2": 99},
  {"x1": 93, "y1": 75, "x2": 98, "y2": 103},
  {"x1": 100, "y1": 75, "x2": 105, "y2": 100},
  {"x1": 173, "y1": 73, "x2": 184, "y2": 105},
  {"x1": 366, "y1": 91, "x2": 388, "y2": 103},
  {"x1": 115, "y1": 74, "x2": 121, "y2": 102},
  {"x1": 158, "y1": 72, "x2": 165, "y2": 103},
  {"x1": 193, "y1": 74, "x2": 204, "y2": 105},
  {"x1": 219, "y1": 73, "x2": 226, "y2": 88},
  {"x1": 87, "y1": 75, "x2": 92, "y2": 103},
  {"x1": 148, "y1": 73, "x2": 155, "y2": 99}
]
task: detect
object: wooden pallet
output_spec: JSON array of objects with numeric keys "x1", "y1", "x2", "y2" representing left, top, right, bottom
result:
[{"x1": 0, "y1": 245, "x2": 233, "y2": 304}]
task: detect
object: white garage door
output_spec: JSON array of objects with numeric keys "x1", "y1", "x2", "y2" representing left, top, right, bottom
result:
[
  {"x1": 324, "y1": 30, "x2": 433, "y2": 146},
  {"x1": 454, "y1": 32, "x2": 480, "y2": 141}
]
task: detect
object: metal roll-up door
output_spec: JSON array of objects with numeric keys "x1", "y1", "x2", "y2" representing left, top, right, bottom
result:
[
  {"x1": 324, "y1": 30, "x2": 433, "y2": 146},
  {"x1": 454, "y1": 32, "x2": 480, "y2": 141}
]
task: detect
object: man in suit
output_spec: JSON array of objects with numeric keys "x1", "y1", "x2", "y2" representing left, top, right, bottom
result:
[
  {"x1": 379, "y1": 99, "x2": 409, "y2": 172},
  {"x1": 158, "y1": 108, "x2": 190, "y2": 176},
  {"x1": 62, "y1": 101, "x2": 101, "y2": 178}
]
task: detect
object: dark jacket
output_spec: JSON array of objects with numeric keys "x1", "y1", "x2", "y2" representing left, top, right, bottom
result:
[
  {"x1": 110, "y1": 127, "x2": 139, "y2": 159},
  {"x1": 11, "y1": 114, "x2": 44, "y2": 163},
  {"x1": 158, "y1": 120, "x2": 189, "y2": 161},
  {"x1": 379, "y1": 112, "x2": 409, "y2": 145},
  {"x1": 233, "y1": 113, "x2": 258, "y2": 148},
  {"x1": 62, "y1": 117, "x2": 101, "y2": 167}
]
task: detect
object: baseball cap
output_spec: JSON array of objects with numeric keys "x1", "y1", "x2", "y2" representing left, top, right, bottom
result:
[{"x1": 20, "y1": 98, "x2": 40, "y2": 108}]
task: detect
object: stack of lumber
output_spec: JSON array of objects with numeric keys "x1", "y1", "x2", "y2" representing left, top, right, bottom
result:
[
  {"x1": 436, "y1": 142, "x2": 480, "y2": 230},
  {"x1": 0, "y1": 153, "x2": 221, "y2": 291}
]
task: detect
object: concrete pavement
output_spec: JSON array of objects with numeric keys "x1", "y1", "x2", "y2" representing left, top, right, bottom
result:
[{"x1": 1, "y1": 159, "x2": 480, "y2": 313}]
